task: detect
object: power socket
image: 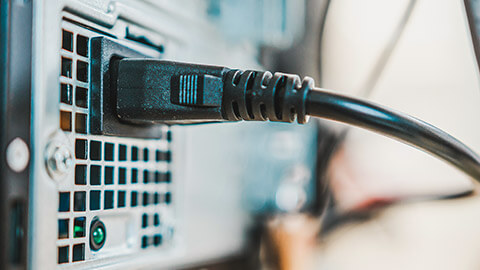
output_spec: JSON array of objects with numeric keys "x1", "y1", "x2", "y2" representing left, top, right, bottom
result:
[{"x1": 90, "y1": 37, "x2": 163, "y2": 138}]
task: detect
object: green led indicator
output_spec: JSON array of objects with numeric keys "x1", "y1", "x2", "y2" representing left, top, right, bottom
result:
[
  {"x1": 74, "y1": 225, "x2": 85, "y2": 238},
  {"x1": 92, "y1": 226, "x2": 105, "y2": 245}
]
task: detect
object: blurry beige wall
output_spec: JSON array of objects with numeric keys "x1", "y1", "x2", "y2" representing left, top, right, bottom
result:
[{"x1": 321, "y1": 0, "x2": 480, "y2": 209}]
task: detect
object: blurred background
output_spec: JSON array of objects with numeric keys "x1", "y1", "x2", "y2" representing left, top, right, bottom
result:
[
  {"x1": 321, "y1": 0, "x2": 480, "y2": 208},
  {"x1": 255, "y1": 0, "x2": 480, "y2": 269}
]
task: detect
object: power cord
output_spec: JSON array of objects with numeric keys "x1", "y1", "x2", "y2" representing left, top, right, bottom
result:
[{"x1": 115, "y1": 59, "x2": 480, "y2": 181}]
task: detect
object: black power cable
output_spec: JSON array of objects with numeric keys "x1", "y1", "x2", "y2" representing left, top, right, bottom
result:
[
  {"x1": 115, "y1": 59, "x2": 480, "y2": 181},
  {"x1": 306, "y1": 90, "x2": 480, "y2": 180}
]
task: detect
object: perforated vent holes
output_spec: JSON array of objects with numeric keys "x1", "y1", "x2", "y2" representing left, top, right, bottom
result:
[{"x1": 57, "y1": 20, "x2": 174, "y2": 265}]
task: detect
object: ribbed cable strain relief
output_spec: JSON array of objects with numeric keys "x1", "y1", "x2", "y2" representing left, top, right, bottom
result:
[{"x1": 221, "y1": 70, "x2": 314, "y2": 124}]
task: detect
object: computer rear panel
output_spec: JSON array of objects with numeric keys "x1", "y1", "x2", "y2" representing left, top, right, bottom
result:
[{"x1": 56, "y1": 19, "x2": 174, "y2": 266}]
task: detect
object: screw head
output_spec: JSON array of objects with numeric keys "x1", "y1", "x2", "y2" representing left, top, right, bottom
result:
[{"x1": 45, "y1": 143, "x2": 73, "y2": 179}]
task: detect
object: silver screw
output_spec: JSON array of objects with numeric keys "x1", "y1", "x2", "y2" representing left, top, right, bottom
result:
[
  {"x1": 45, "y1": 143, "x2": 73, "y2": 179},
  {"x1": 6, "y1": 137, "x2": 30, "y2": 172}
]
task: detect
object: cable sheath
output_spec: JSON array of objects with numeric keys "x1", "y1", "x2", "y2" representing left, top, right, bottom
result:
[{"x1": 306, "y1": 89, "x2": 480, "y2": 181}]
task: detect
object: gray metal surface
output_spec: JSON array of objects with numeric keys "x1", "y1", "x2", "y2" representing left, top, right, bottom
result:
[{"x1": 29, "y1": 0, "x2": 317, "y2": 269}]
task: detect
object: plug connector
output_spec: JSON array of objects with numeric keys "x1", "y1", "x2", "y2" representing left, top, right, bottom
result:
[
  {"x1": 116, "y1": 59, "x2": 313, "y2": 124},
  {"x1": 116, "y1": 59, "x2": 229, "y2": 124},
  {"x1": 90, "y1": 37, "x2": 164, "y2": 138}
]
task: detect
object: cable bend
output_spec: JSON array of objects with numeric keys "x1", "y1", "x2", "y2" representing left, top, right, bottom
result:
[{"x1": 306, "y1": 89, "x2": 480, "y2": 181}]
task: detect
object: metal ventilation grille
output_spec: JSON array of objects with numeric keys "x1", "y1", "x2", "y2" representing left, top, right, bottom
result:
[{"x1": 57, "y1": 20, "x2": 174, "y2": 265}]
